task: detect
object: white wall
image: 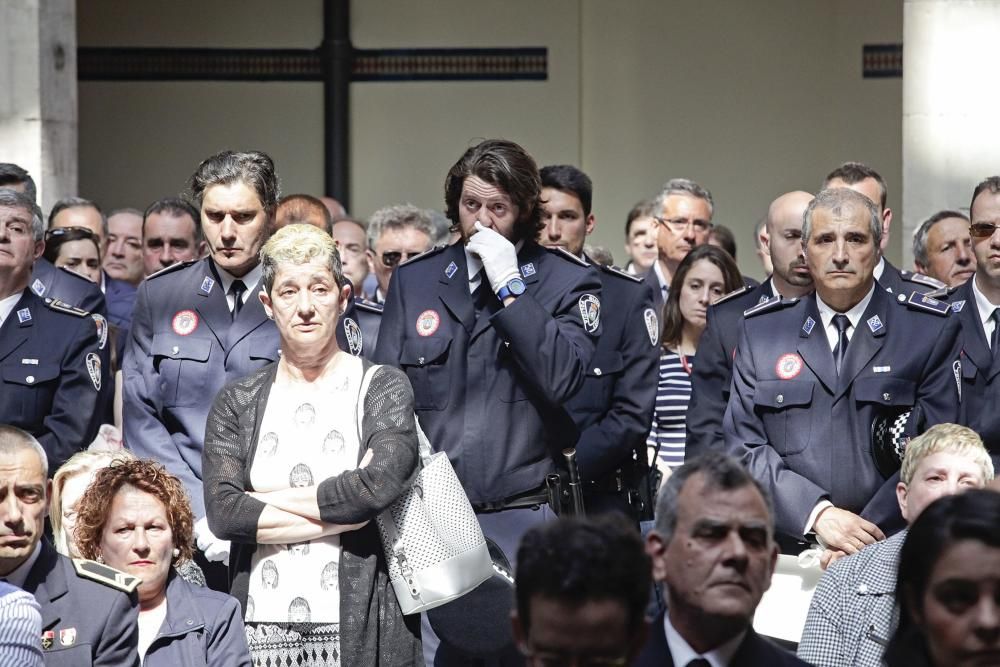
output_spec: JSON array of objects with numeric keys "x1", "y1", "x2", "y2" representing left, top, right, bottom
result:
[{"x1": 77, "y1": 0, "x2": 904, "y2": 278}]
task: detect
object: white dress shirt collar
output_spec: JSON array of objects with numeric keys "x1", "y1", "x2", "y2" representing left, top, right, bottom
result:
[
  {"x1": 0, "y1": 291, "x2": 24, "y2": 328},
  {"x1": 3, "y1": 542, "x2": 41, "y2": 590},
  {"x1": 815, "y1": 284, "x2": 876, "y2": 350},
  {"x1": 873, "y1": 256, "x2": 886, "y2": 281},
  {"x1": 663, "y1": 612, "x2": 744, "y2": 667},
  {"x1": 214, "y1": 262, "x2": 263, "y2": 309},
  {"x1": 653, "y1": 261, "x2": 669, "y2": 296},
  {"x1": 971, "y1": 276, "x2": 1000, "y2": 346}
]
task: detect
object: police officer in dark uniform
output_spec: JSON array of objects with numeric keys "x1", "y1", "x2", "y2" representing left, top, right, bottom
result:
[
  {"x1": 350, "y1": 294, "x2": 382, "y2": 356},
  {"x1": 0, "y1": 190, "x2": 110, "y2": 474},
  {"x1": 823, "y1": 162, "x2": 945, "y2": 296},
  {"x1": 375, "y1": 139, "x2": 601, "y2": 664},
  {"x1": 0, "y1": 426, "x2": 139, "y2": 666},
  {"x1": 686, "y1": 191, "x2": 815, "y2": 460},
  {"x1": 538, "y1": 165, "x2": 658, "y2": 517},
  {"x1": 30, "y1": 258, "x2": 107, "y2": 317},
  {"x1": 723, "y1": 188, "x2": 961, "y2": 558},
  {"x1": 947, "y1": 176, "x2": 1000, "y2": 458}
]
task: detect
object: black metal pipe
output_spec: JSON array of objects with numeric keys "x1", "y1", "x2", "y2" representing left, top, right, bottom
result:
[{"x1": 323, "y1": 0, "x2": 351, "y2": 209}]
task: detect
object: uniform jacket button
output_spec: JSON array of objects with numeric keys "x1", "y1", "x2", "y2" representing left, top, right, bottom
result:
[
  {"x1": 883, "y1": 393, "x2": 890, "y2": 401},
  {"x1": 417, "y1": 357, "x2": 425, "y2": 365},
  {"x1": 776, "y1": 394, "x2": 784, "y2": 404},
  {"x1": 593, "y1": 368, "x2": 602, "y2": 376},
  {"x1": 25, "y1": 375, "x2": 35, "y2": 384}
]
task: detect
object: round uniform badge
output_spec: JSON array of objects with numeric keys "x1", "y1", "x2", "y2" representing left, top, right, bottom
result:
[
  {"x1": 416, "y1": 309, "x2": 440, "y2": 337},
  {"x1": 775, "y1": 353, "x2": 803, "y2": 380},
  {"x1": 171, "y1": 310, "x2": 199, "y2": 336}
]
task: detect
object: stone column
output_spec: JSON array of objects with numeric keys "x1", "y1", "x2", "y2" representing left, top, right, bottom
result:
[
  {"x1": 0, "y1": 0, "x2": 77, "y2": 212},
  {"x1": 903, "y1": 0, "x2": 1000, "y2": 268}
]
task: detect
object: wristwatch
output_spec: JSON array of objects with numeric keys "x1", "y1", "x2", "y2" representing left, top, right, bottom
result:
[{"x1": 496, "y1": 276, "x2": 526, "y2": 301}]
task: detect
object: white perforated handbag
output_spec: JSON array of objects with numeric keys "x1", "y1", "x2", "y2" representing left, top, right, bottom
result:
[{"x1": 357, "y1": 365, "x2": 494, "y2": 615}]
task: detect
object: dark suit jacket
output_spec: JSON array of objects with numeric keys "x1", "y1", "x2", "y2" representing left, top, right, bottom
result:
[
  {"x1": 723, "y1": 288, "x2": 961, "y2": 540},
  {"x1": 633, "y1": 612, "x2": 809, "y2": 667},
  {"x1": 686, "y1": 279, "x2": 775, "y2": 461},
  {"x1": 23, "y1": 543, "x2": 139, "y2": 666},
  {"x1": 30, "y1": 259, "x2": 107, "y2": 316},
  {"x1": 947, "y1": 280, "x2": 1000, "y2": 456},
  {"x1": 0, "y1": 290, "x2": 110, "y2": 473},
  {"x1": 643, "y1": 265, "x2": 665, "y2": 315},
  {"x1": 877, "y1": 258, "x2": 945, "y2": 295},
  {"x1": 103, "y1": 273, "x2": 137, "y2": 330}
]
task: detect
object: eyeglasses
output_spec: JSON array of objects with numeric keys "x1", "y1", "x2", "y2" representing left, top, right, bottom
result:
[
  {"x1": 380, "y1": 250, "x2": 424, "y2": 268},
  {"x1": 44, "y1": 226, "x2": 99, "y2": 242},
  {"x1": 970, "y1": 222, "x2": 1000, "y2": 238},
  {"x1": 654, "y1": 216, "x2": 713, "y2": 234}
]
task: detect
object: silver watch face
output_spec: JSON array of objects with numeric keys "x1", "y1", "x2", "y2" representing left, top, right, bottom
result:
[{"x1": 509, "y1": 278, "x2": 526, "y2": 295}]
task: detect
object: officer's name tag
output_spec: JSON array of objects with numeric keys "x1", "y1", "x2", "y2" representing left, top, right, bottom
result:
[{"x1": 873, "y1": 365, "x2": 891, "y2": 373}]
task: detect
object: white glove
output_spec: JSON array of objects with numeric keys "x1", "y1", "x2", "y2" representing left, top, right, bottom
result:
[
  {"x1": 467, "y1": 221, "x2": 521, "y2": 293},
  {"x1": 194, "y1": 517, "x2": 231, "y2": 563}
]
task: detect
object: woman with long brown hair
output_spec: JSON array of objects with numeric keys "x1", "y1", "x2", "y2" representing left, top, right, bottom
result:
[{"x1": 647, "y1": 244, "x2": 742, "y2": 476}]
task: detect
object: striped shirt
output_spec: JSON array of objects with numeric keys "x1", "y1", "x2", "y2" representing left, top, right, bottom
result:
[
  {"x1": 647, "y1": 350, "x2": 694, "y2": 468},
  {"x1": 0, "y1": 581, "x2": 43, "y2": 667}
]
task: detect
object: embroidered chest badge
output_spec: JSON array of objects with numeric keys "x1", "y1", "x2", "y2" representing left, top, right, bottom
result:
[
  {"x1": 416, "y1": 309, "x2": 440, "y2": 337},
  {"x1": 775, "y1": 353, "x2": 803, "y2": 380}
]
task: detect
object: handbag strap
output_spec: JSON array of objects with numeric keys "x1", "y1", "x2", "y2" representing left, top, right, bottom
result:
[{"x1": 355, "y1": 363, "x2": 433, "y2": 463}]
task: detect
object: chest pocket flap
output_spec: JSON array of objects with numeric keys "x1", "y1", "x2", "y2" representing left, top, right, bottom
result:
[
  {"x1": 151, "y1": 334, "x2": 212, "y2": 362},
  {"x1": 753, "y1": 380, "x2": 813, "y2": 409},
  {"x1": 1, "y1": 363, "x2": 60, "y2": 386},
  {"x1": 855, "y1": 377, "x2": 915, "y2": 406},
  {"x1": 399, "y1": 337, "x2": 451, "y2": 368},
  {"x1": 587, "y1": 351, "x2": 624, "y2": 377}
]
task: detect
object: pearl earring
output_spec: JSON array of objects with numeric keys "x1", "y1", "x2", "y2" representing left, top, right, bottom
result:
[{"x1": 172, "y1": 548, "x2": 180, "y2": 558}]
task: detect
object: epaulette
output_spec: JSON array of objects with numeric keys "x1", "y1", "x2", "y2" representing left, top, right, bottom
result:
[
  {"x1": 598, "y1": 264, "x2": 643, "y2": 283},
  {"x1": 146, "y1": 259, "x2": 198, "y2": 281},
  {"x1": 400, "y1": 245, "x2": 447, "y2": 267},
  {"x1": 44, "y1": 298, "x2": 90, "y2": 318},
  {"x1": 355, "y1": 298, "x2": 383, "y2": 314},
  {"x1": 544, "y1": 245, "x2": 589, "y2": 267},
  {"x1": 901, "y1": 290, "x2": 951, "y2": 316},
  {"x1": 714, "y1": 285, "x2": 750, "y2": 306},
  {"x1": 744, "y1": 296, "x2": 798, "y2": 318},
  {"x1": 900, "y1": 270, "x2": 946, "y2": 290},
  {"x1": 72, "y1": 558, "x2": 140, "y2": 594}
]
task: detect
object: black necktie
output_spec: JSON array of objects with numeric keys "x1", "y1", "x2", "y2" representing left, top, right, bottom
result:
[
  {"x1": 230, "y1": 280, "x2": 247, "y2": 320},
  {"x1": 832, "y1": 313, "x2": 850, "y2": 375},
  {"x1": 686, "y1": 659, "x2": 711, "y2": 667},
  {"x1": 992, "y1": 309, "x2": 1000, "y2": 357}
]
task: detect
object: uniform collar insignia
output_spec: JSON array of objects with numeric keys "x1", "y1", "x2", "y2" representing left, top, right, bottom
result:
[
  {"x1": 200, "y1": 276, "x2": 214, "y2": 295},
  {"x1": 867, "y1": 314, "x2": 884, "y2": 334},
  {"x1": 16, "y1": 308, "x2": 31, "y2": 324},
  {"x1": 801, "y1": 316, "x2": 816, "y2": 336},
  {"x1": 952, "y1": 300, "x2": 966, "y2": 313},
  {"x1": 445, "y1": 261, "x2": 458, "y2": 279}
]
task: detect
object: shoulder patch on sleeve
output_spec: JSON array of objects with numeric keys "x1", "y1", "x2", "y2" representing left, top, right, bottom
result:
[
  {"x1": 44, "y1": 298, "x2": 90, "y2": 317},
  {"x1": 146, "y1": 259, "x2": 198, "y2": 280},
  {"x1": 598, "y1": 264, "x2": 642, "y2": 283},
  {"x1": 400, "y1": 244, "x2": 448, "y2": 267},
  {"x1": 744, "y1": 296, "x2": 798, "y2": 318},
  {"x1": 713, "y1": 285, "x2": 750, "y2": 306},
  {"x1": 544, "y1": 246, "x2": 589, "y2": 267},
  {"x1": 354, "y1": 298, "x2": 384, "y2": 314},
  {"x1": 72, "y1": 558, "x2": 141, "y2": 594},
  {"x1": 900, "y1": 270, "x2": 947, "y2": 290},
  {"x1": 905, "y1": 291, "x2": 951, "y2": 316}
]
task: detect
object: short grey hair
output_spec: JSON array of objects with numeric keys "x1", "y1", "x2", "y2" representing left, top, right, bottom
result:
[
  {"x1": 187, "y1": 150, "x2": 280, "y2": 215},
  {"x1": 0, "y1": 163, "x2": 36, "y2": 202},
  {"x1": 802, "y1": 187, "x2": 882, "y2": 248},
  {"x1": 653, "y1": 178, "x2": 715, "y2": 218},
  {"x1": 366, "y1": 204, "x2": 436, "y2": 251},
  {"x1": 48, "y1": 197, "x2": 108, "y2": 238},
  {"x1": 913, "y1": 210, "x2": 970, "y2": 268},
  {"x1": 0, "y1": 189, "x2": 45, "y2": 241},
  {"x1": 653, "y1": 453, "x2": 773, "y2": 545},
  {"x1": 0, "y1": 425, "x2": 49, "y2": 478}
]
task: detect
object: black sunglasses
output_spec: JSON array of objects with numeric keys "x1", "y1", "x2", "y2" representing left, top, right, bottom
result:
[
  {"x1": 380, "y1": 250, "x2": 424, "y2": 268},
  {"x1": 971, "y1": 222, "x2": 1000, "y2": 238},
  {"x1": 44, "y1": 226, "x2": 99, "y2": 242}
]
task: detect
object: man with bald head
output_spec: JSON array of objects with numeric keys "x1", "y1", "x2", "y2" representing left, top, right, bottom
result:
[
  {"x1": 275, "y1": 194, "x2": 333, "y2": 233},
  {"x1": 686, "y1": 191, "x2": 815, "y2": 460},
  {"x1": 319, "y1": 196, "x2": 346, "y2": 221}
]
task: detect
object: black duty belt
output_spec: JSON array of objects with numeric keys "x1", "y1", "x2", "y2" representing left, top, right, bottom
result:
[{"x1": 472, "y1": 486, "x2": 550, "y2": 514}]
